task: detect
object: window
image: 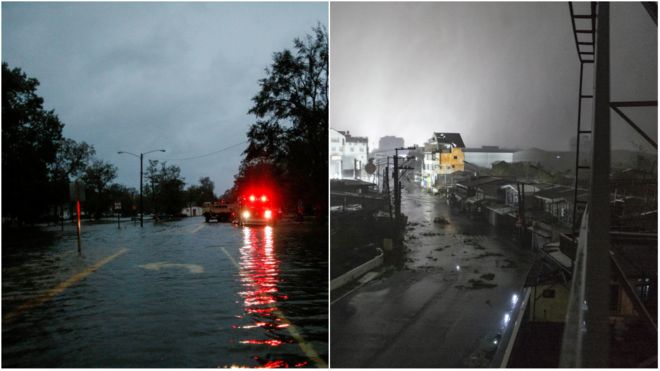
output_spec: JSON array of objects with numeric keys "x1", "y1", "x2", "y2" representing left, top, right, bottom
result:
[
  {"x1": 452, "y1": 164, "x2": 455, "y2": 168},
  {"x1": 453, "y1": 155, "x2": 458, "y2": 160},
  {"x1": 637, "y1": 278, "x2": 652, "y2": 302}
]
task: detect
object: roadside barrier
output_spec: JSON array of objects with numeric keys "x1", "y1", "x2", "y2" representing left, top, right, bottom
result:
[{"x1": 331, "y1": 248, "x2": 384, "y2": 292}]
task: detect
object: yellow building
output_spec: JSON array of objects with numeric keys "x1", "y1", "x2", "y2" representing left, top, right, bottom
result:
[
  {"x1": 438, "y1": 146, "x2": 465, "y2": 174},
  {"x1": 433, "y1": 132, "x2": 465, "y2": 174},
  {"x1": 422, "y1": 133, "x2": 466, "y2": 189}
]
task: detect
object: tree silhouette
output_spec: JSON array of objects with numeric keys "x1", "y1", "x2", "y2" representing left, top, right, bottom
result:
[
  {"x1": 2, "y1": 63, "x2": 64, "y2": 223},
  {"x1": 185, "y1": 176, "x2": 217, "y2": 206},
  {"x1": 241, "y1": 25, "x2": 328, "y2": 211},
  {"x1": 81, "y1": 159, "x2": 118, "y2": 219},
  {"x1": 145, "y1": 160, "x2": 186, "y2": 216}
]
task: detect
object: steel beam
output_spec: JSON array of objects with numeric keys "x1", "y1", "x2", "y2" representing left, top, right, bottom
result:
[
  {"x1": 610, "y1": 105, "x2": 658, "y2": 149},
  {"x1": 582, "y1": 3, "x2": 611, "y2": 366}
]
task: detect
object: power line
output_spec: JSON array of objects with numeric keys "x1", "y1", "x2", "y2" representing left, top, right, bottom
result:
[{"x1": 163, "y1": 141, "x2": 247, "y2": 161}]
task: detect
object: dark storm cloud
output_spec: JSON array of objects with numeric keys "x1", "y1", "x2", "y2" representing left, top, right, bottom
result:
[
  {"x1": 331, "y1": 2, "x2": 656, "y2": 152},
  {"x1": 3, "y1": 2, "x2": 327, "y2": 193}
]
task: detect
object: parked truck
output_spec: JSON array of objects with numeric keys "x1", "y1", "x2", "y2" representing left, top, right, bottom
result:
[{"x1": 202, "y1": 200, "x2": 236, "y2": 222}]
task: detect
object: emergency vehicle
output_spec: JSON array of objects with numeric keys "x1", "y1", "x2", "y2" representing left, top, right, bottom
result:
[{"x1": 237, "y1": 191, "x2": 280, "y2": 226}]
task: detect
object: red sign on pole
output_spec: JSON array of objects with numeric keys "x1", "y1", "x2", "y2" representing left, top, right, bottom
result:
[{"x1": 76, "y1": 200, "x2": 82, "y2": 254}]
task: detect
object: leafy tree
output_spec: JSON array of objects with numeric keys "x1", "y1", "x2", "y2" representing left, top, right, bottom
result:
[
  {"x1": 185, "y1": 177, "x2": 217, "y2": 206},
  {"x1": 53, "y1": 139, "x2": 96, "y2": 181},
  {"x1": 81, "y1": 160, "x2": 118, "y2": 219},
  {"x1": 242, "y1": 25, "x2": 328, "y2": 212},
  {"x1": 50, "y1": 139, "x2": 97, "y2": 218},
  {"x1": 145, "y1": 160, "x2": 186, "y2": 216},
  {"x1": 2, "y1": 63, "x2": 65, "y2": 223},
  {"x1": 107, "y1": 183, "x2": 138, "y2": 216}
]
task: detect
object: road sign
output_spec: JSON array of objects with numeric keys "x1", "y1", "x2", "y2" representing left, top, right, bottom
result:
[
  {"x1": 69, "y1": 181, "x2": 86, "y2": 202},
  {"x1": 365, "y1": 159, "x2": 376, "y2": 174},
  {"x1": 114, "y1": 202, "x2": 122, "y2": 211}
]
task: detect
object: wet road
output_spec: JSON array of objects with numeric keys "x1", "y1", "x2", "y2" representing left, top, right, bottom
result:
[
  {"x1": 2, "y1": 217, "x2": 327, "y2": 367},
  {"x1": 331, "y1": 187, "x2": 535, "y2": 368}
]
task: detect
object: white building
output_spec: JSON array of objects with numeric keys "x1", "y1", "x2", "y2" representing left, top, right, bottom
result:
[
  {"x1": 181, "y1": 206, "x2": 204, "y2": 217},
  {"x1": 330, "y1": 129, "x2": 345, "y2": 179},
  {"x1": 422, "y1": 142, "x2": 440, "y2": 189},
  {"x1": 464, "y1": 146, "x2": 517, "y2": 168},
  {"x1": 331, "y1": 129, "x2": 369, "y2": 179},
  {"x1": 378, "y1": 136, "x2": 404, "y2": 152}
]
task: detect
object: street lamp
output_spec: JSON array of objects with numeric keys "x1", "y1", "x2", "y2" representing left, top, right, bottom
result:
[{"x1": 118, "y1": 149, "x2": 166, "y2": 227}]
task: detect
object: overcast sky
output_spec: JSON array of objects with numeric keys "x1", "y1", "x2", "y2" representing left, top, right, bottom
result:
[
  {"x1": 331, "y1": 2, "x2": 657, "y2": 153},
  {"x1": 3, "y1": 2, "x2": 327, "y2": 193}
]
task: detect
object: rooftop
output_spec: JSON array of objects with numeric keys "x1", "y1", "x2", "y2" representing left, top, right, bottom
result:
[
  {"x1": 464, "y1": 146, "x2": 519, "y2": 153},
  {"x1": 432, "y1": 132, "x2": 465, "y2": 148},
  {"x1": 337, "y1": 130, "x2": 368, "y2": 143}
]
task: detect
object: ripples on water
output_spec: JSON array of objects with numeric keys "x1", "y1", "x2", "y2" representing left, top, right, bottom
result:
[
  {"x1": 3, "y1": 220, "x2": 327, "y2": 368},
  {"x1": 229, "y1": 226, "x2": 326, "y2": 368}
]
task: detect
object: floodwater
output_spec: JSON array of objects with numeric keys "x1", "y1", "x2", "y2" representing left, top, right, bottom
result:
[
  {"x1": 2, "y1": 218, "x2": 328, "y2": 367},
  {"x1": 331, "y1": 187, "x2": 535, "y2": 367}
]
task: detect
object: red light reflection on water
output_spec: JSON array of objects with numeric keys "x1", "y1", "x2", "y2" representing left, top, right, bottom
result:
[
  {"x1": 238, "y1": 227, "x2": 279, "y2": 313},
  {"x1": 239, "y1": 339, "x2": 284, "y2": 347},
  {"x1": 234, "y1": 226, "x2": 304, "y2": 367}
]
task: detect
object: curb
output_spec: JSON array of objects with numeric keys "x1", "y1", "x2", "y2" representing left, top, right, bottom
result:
[{"x1": 331, "y1": 248, "x2": 384, "y2": 292}]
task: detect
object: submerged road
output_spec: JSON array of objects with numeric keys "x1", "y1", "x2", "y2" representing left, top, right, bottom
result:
[
  {"x1": 331, "y1": 187, "x2": 535, "y2": 368},
  {"x1": 3, "y1": 217, "x2": 327, "y2": 367}
]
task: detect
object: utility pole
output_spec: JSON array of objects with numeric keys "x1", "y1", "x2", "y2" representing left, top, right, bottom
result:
[
  {"x1": 118, "y1": 149, "x2": 166, "y2": 227},
  {"x1": 393, "y1": 146, "x2": 417, "y2": 224},
  {"x1": 140, "y1": 153, "x2": 144, "y2": 227},
  {"x1": 393, "y1": 151, "x2": 399, "y2": 224},
  {"x1": 517, "y1": 181, "x2": 526, "y2": 248},
  {"x1": 384, "y1": 161, "x2": 392, "y2": 220}
]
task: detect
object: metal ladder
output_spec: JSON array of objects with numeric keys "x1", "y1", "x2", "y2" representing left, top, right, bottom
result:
[{"x1": 568, "y1": 2, "x2": 596, "y2": 234}]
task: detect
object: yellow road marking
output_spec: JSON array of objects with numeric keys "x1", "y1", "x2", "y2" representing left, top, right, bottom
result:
[
  {"x1": 3, "y1": 248, "x2": 129, "y2": 323},
  {"x1": 190, "y1": 223, "x2": 206, "y2": 234},
  {"x1": 219, "y1": 246, "x2": 328, "y2": 368}
]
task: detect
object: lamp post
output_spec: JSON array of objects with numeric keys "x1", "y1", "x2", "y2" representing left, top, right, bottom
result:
[{"x1": 118, "y1": 149, "x2": 166, "y2": 227}]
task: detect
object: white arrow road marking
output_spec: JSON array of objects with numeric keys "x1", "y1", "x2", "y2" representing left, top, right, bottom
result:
[{"x1": 139, "y1": 262, "x2": 204, "y2": 274}]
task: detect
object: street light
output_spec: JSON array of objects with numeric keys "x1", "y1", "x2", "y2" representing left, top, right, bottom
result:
[{"x1": 118, "y1": 149, "x2": 166, "y2": 227}]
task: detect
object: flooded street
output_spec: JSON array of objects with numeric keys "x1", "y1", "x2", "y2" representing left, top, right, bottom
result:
[
  {"x1": 2, "y1": 218, "x2": 327, "y2": 367},
  {"x1": 331, "y1": 187, "x2": 535, "y2": 367}
]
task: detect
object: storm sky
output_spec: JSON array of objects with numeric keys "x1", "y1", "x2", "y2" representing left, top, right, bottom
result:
[
  {"x1": 3, "y1": 2, "x2": 327, "y2": 193},
  {"x1": 331, "y1": 2, "x2": 657, "y2": 153}
]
